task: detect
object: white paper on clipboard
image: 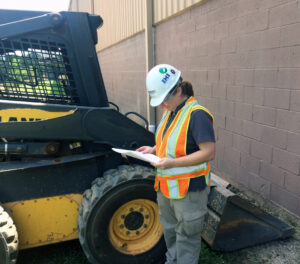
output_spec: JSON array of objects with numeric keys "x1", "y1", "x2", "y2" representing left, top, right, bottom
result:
[{"x1": 112, "y1": 148, "x2": 161, "y2": 163}]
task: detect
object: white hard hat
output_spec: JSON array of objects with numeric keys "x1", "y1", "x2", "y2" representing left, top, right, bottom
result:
[{"x1": 146, "y1": 64, "x2": 181, "y2": 107}]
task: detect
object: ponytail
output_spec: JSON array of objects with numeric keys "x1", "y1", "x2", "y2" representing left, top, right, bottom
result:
[{"x1": 181, "y1": 81, "x2": 194, "y2": 97}]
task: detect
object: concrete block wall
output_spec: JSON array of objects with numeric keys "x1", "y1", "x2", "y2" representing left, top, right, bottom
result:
[
  {"x1": 97, "y1": 33, "x2": 148, "y2": 125},
  {"x1": 97, "y1": 0, "x2": 300, "y2": 217},
  {"x1": 155, "y1": 0, "x2": 300, "y2": 216}
]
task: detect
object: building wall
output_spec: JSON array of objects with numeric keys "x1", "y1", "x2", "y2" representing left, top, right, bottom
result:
[
  {"x1": 98, "y1": 33, "x2": 148, "y2": 123},
  {"x1": 156, "y1": 0, "x2": 300, "y2": 216},
  {"x1": 70, "y1": 0, "x2": 300, "y2": 217}
]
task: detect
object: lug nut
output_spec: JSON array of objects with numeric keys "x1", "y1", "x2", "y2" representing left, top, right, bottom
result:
[
  {"x1": 136, "y1": 231, "x2": 140, "y2": 235},
  {"x1": 126, "y1": 231, "x2": 130, "y2": 235},
  {"x1": 121, "y1": 215, "x2": 125, "y2": 219},
  {"x1": 120, "y1": 224, "x2": 124, "y2": 229},
  {"x1": 144, "y1": 224, "x2": 147, "y2": 228},
  {"x1": 145, "y1": 215, "x2": 149, "y2": 219},
  {"x1": 139, "y1": 208, "x2": 144, "y2": 212},
  {"x1": 130, "y1": 208, "x2": 134, "y2": 212}
]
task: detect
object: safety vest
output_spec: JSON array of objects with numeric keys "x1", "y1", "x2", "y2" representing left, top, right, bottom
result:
[{"x1": 154, "y1": 96, "x2": 214, "y2": 199}]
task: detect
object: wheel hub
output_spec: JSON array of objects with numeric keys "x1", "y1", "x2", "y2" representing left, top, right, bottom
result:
[{"x1": 108, "y1": 199, "x2": 163, "y2": 255}]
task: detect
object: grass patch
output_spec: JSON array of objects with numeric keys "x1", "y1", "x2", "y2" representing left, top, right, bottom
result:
[{"x1": 17, "y1": 240, "x2": 229, "y2": 264}]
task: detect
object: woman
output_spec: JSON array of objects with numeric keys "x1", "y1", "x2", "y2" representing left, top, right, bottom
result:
[{"x1": 137, "y1": 64, "x2": 215, "y2": 264}]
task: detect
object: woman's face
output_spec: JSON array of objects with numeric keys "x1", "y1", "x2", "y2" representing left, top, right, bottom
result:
[{"x1": 160, "y1": 87, "x2": 183, "y2": 111}]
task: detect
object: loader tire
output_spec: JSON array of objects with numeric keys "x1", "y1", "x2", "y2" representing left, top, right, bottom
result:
[
  {"x1": 78, "y1": 165, "x2": 166, "y2": 264},
  {"x1": 0, "y1": 205, "x2": 18, "y2": 264}
]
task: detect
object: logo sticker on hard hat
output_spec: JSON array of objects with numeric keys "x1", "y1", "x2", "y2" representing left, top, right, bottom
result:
[
  {"x1": 171, "y1": 69, "x2": 175, "y2": 74},
  {"x1": 161, "y1": 73, "x2": 170, "y2": 83},
  {"x1": 159, "y1": 67, "x2": 167, "y2": 74}
]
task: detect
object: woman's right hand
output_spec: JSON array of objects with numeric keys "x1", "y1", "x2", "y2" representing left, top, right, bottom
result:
[{"x1": 136, "y1": 146, "x2": 155, "y2": 154}]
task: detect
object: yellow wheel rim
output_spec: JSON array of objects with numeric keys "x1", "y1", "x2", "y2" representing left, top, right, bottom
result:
[{"x1": 108, "y1": 199, "x2": 163, "y2": 255}]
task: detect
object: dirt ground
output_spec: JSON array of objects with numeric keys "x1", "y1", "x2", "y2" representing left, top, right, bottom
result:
[{"x1": 220, "y1": 183, "x2": 300, "y2": 264}]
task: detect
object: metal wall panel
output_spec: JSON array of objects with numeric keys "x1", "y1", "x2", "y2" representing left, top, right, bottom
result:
[
  {"x1": 69, "y1": 0, "x2": 207, "y2": 50},
  {"x1": 93, "y1": 0, "x2": 145, "y2": 51},
  {"x1": 154, "y1": 0, "x2": 206, "y2": 24},
  {"x1": 69, "y1": 0, "x2": 78, "y2": 12}
]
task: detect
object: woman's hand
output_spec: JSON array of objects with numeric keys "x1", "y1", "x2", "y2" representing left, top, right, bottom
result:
[
  {"x1": 136, "y1": 146, "x2": 155, "y2": 154},
  {"x1": 151, "y1": 158, "x2": 175, "y2": 170}
]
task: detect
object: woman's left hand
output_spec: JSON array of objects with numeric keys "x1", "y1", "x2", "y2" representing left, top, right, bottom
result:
[{"x1": 151, "y1": 158, "x2": 175, "y2": 169}]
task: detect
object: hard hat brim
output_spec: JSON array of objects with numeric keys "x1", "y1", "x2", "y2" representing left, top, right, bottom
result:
[{"x1": 150, "y1": 88, "x2": 171, "y2": 107}]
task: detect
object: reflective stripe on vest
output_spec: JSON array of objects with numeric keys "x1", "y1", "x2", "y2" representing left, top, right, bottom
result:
[{"x1": 155, "y1": 97, "x2": 214, "y2": 199}]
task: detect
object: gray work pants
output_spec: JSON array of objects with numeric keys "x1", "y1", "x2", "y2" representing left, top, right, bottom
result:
[{"x1": 157, "y1": 187, "x2": 210, "y2": 264}]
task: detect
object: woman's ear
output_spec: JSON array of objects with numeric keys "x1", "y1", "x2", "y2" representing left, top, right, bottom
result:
[{"x1": 177, "y1": 86, "x2": 183, "y2": 96}]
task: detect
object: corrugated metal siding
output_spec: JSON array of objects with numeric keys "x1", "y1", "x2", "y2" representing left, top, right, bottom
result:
[
  {"x1": 69, "y1": 0, "x2": 207, "y2": 50},
  {"x1": 69, "y1": 0, "x2": 78, "y2": 12},
  {"x1": 154, "y1": 0, "x2": 206, "y2": 24},
  {"x1": 78, "y1": 0, "x2": 92, "y2": 13},
  {"x1": 93, "y1": 0, "x2": 145, "y2": 51}
]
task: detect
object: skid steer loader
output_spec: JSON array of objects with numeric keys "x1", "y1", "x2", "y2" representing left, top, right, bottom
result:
[{"x1": 0, "y1": 9, "x2": 294, "y2": 264}]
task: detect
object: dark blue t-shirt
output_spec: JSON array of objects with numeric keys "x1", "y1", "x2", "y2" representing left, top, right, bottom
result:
[{"x1": 162, "y1": 99, "x2": 215, "y2": 191}]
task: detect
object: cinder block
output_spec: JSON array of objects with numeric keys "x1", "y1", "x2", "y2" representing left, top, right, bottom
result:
[
  {"x1": 236, "y1": 69, "x2": 254, "y2": 86},
  {"x1": 241, "y1": 152, "x2": 260, "y2": 175},
  {"x1": 252, "y1": 49, "x2": 280, "y2": 68},
  {"x1": 248, "y1": 173, "x2": 271, "y2": 199},
  {"x1": 206, "y1": 40, "x2": 221, "y2": 55},
  {"x1": 214, "y1": 22, "x2": 229, "y2": 40},
  {"x1": 207, "y1": 70, "x2": 219, "y2": 83},
  {"x1": 278, "y1": 68, "x2": 300, "y2": 90},
  {"x1": 269, "y1": 1, "x2": 300, "y2": 28},
  {"x1": 243, "y1": 120, "x2": 263, "y2": 141},
  {"x1": 214, "y1": 113, "x2": 226, "y2": 129},
  {"x1": 280, "y1": 23, "x2": 300, "y2": 47},
  {"x1": 220, "y1": 69, "x2": 235, "y2": 84},
  {"x1": 232, "y1": 134, "x2": 251, "y2": 153},
  {"x1": 227, "y1": 85, "x2": 244, "y2": 102},
  {"x1": 217, "y1": 99, "x2": 235, "y2": 116},
  {"x1": 224, "y1": 146, "x2": 241, "y2": 164},
  {"x1": 260, "y1": 161, "x2": 285, "y2": 187},
  {"x1": 284, "y1": 172, "x2": 300, "y2": 196},
  {"x1": 253, "y1": 105, "x2": 276, "y2": 126},
  {"x1": 250, "y1": 139, "x2": 273, "y2": 162},
  {"x1": 244, "y1": 86, "x2": 264, "y2": 105},
  {"x1": 206, "y1": 7, "x2": 222, "y2": 25},
  {"x1": 246, "y1": 10, "x2": 269, "y2": 33},
  {"x1": 270, "y1": 184, "x2": 300, "y2": 217},
  {"x1": 212, "y1": 83, "x2": 227, "y2": 98},
  {"x1": 273, "y1": 148, "x2": 300, "y2": 174},
  {"x1": 238, "y1": 31, "x2": 261, "y2": 52},
  {"x1": 221, "y1": 37, "x2": 237, "y2": 54},
  {"x1": 264, "y1": 88, "x2": 290, "y2": 110},
  {"x1": 218, "y1": 128, "x2": 233, "y2": 147},
  {"x1": 226, "y1": 116, "x2": 243, "y2": 134},
  {"x1": 229, "y1": 15, "x2": 248, "y2": 36},
  {"x1": 260, "y1": 28, "x2": 281, "y2": 49},
  {"x1": 237, "y1": 0, "x2": 261, "y2": 16},
  {"x1": 235, "y1": 167, "x2": 251, "y2": 187},
  {"x1": 279, "y1": 46, "x2": 300, "y2": 68},
  {"x1": 176, "y1": 18, "x2": 196, "y2": 33},
  {"x1": 287, "y1": 132, "x2": 300, "y2": 155},
  {"x1": 291, "y1": 90, "x2": 300, "y2": 112},
  {"x1": 235, "y1": 102, "x2": 253, "y2": 120},
  {"x1": 261, "y1": 125, "x2": 288, "y2": 149},
  {"x1": 195, "y1": 25, "x2": 214, "y2": 42},
  {"x1": 276, "y1": 109, "x2": 300, "y2": 133},
  {"x1": 254, "y1": 69, "x2": 278, "y2": 88}
]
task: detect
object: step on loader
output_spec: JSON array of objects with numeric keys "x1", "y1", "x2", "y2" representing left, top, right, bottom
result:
[{"x1": 0, "y1": 9, "x2": 294, "y2": 264}]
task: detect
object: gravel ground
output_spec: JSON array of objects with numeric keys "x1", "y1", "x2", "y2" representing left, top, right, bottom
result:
[{"x1": 220, "y1": 184, "x2": 300, "y2": 264}]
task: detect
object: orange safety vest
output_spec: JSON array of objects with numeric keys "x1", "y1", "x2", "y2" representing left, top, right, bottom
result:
[{"x1": 154, "y1": 96, "x2": 214, "y2": 199}]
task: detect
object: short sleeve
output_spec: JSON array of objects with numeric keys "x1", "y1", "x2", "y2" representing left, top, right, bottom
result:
[{"x1": 189, "y1": 109, "x2": 215, "y2": 145}]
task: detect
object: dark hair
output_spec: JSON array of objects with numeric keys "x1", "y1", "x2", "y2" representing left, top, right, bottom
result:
[{"x1": 181, "y1": 81, "x2": 194, "y2": 96}]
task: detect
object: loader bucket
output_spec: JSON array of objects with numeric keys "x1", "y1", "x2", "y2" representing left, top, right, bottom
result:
[{"x1": 202, "y1": 174, "x2": 295, "y2": 251}]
